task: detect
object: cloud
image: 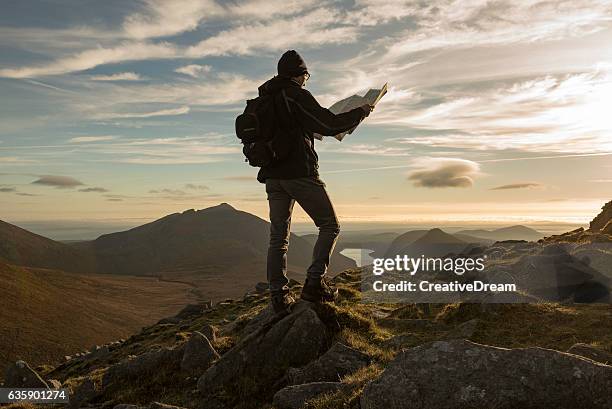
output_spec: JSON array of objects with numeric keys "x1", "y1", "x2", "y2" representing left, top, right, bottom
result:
[
  {"x1": 31, "y1": 175, "x2": 84, "y2": 189},
  {"x1": 79, "y1": 187, "x2": 109, "y2": 193},
  {"x1": 407, "y1": 158, "x2": 480, "y2": 188},
  {"x1": 185, "y1": 183, "x2": 209, "y2": 190},
  {"x1": 186, "y1": 8, "x2": 358, "y2": 57},
  {"x1": 68, "y1": 135, "x2": 116, "y2": 143},
  {"x1": 96, "y1": 106, "x2": 190, "y2": 119},
  {"x1": 122, "y1": 0, "x2": 222, "y2": 39},
  {"x1": 0, "y1": 186, "x2": 16, "y2": 192},
  {"x1": 16, "y1": 192, "x2": 39, "y2": 197},
  {"x1": 387, "y1": 70, "x2": 612, "y2": 154},
  {"x1": 490, "y1": 182, "x2": 543, "y2": 190},
  {"x1": 0, "y1": 42, "x2": 178, "y2": 78},
  {"x1": 90, "y1": 72, "x2": 143, "y2": 81},
  {"x1": 149, "y1": 188, "x2": 187, "y2": 196},
  {"x1": 174, "y1": 64, "x2": 212, "y2": 78}
]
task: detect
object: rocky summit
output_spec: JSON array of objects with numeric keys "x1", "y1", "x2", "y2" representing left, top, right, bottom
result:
[{"x1": 1, "y1": 214, "x2": 611, "y2": 409}]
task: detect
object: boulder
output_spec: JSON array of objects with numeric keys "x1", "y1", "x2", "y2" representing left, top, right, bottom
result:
[
  {"x1": 103, "y1": 346, "x2": 183, "y2": 387},
  {"x1": 4, "y1": 360, "x2": 49, "y2": 388},
  {"x1": 180, "y1": 331, "x2": 219, "y2": 374},
  {"x1": 285, "y1": 342, "x2": 370, "y2": 385},
  {"x1": 567, "y1": 343, "x2": 612, "y2": 365},
  {"x1": 273, "y1": 382, "x2": 344, "y2": 409},
  {"x1": 361, "y1": 340, "x2": 612, "y2": 409},
  {"x1": 380, "y1": 334, "x2": 420, "y2": 349},
  {"x1": 443, "y1": 318, "x2": 480, "y2": 340},
  {"x1": 197, "y1": 301, "x2": 328, "y2": 397}
]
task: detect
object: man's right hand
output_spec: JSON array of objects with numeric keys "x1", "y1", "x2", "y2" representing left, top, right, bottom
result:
[{"x1": 359, "y1": 104, "x2": 374, "y2": 117}]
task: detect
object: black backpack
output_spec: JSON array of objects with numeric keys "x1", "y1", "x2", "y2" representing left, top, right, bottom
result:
[{"x1": 235, "y1": 92, "x2": 289, "y2": 167}]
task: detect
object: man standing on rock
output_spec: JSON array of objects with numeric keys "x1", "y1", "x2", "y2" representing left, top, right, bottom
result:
[{"x1": 256, "y1": 50, "x2": 373, "y2": 314}]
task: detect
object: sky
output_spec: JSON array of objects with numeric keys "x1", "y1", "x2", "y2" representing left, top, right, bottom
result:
[{"x1": 1, "y1": 0, "x2": 611, "y2": 237}]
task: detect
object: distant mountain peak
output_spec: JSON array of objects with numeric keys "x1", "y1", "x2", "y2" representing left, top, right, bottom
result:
[
  {"x1": 204, "y1": 203, "x2": 236, "y2": 212},
  {"x1": 415, "y1": 228, "x2": 465, "y2": 244}
]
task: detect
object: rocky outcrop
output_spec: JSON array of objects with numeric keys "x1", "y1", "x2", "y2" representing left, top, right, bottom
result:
[
  {"x1": 285, "y1": 342, "x2": 370, "y2": 385},
  {"x1": 361, "y1": 340, "x2": 612, "y2": 409},
  {"x1": 273, "y1": 382, "x2": 344, "y2": 409},
  {"x1": 197, "y1": 301, "x2": 329, "y2": 397},
  {"x1": 4, "y1": 360, "x2": 49, "y2": 388},
  {"x1": 589, "y1": 200, "x2": 612, "y2": 232},
  {"x1": 180, "y1": 331, "x2": 219, "y2": 374},
  {"x1": 103, "y1": 346, "x2": 183, "y2": 387}
]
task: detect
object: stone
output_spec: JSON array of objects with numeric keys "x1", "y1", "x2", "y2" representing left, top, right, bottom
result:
[
  {"x1": 180, "y1": 331, "x2": 219, "y2": 374},
  {"x1": 4, "y1": 360, "x2": 49, "y2": 388},
  {"x1": 103, "y1": 346, "x2": 183, "y2": 387},
  {"x1": 380, "y1": 334, "x2": 420, "y2": 349},
  {"x1": 273, "y1": 382, "x2": 344, "y2": 409},
  {"x1": 197, "y1": 301, "x2": 328, "y2": 397},
  {"x1": 567, "y1": 343, "x2": 612, "y2": 365},
  {"x1": 285, "y1": 342, "x2": 370, "y2": 385},
  {"x1": 361, "y1": 340, "x2": 612, "y2": 409},
  {"x1": 443, "y1": 318, "x2": 480, "y2": 340}
]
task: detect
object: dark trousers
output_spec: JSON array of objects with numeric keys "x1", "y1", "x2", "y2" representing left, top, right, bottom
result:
[{"x1": 266, "y1": 176, "x2": 340, "y2": 295}]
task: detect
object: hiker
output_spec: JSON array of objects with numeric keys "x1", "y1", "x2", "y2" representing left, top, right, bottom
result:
[{"x1": 256, "y1": 50, "x2": 373, "y2": 314}]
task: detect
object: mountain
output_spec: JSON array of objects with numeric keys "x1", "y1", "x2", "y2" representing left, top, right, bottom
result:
[
  {"x1": 456, "y1": 225, "x2": 544, "y2": 242},
  {"x1": 0, "y1": 261, "x2": 200, "y2": 370},
  {"x1": 73, "y1": 203, "x2": 355, "y2": 277},
  {"x1": 384, "y1": 228, "x2": 472, "y2": 258},
  {"x1": 0, "y1": 220, "x2": 93, "y2": 272}
]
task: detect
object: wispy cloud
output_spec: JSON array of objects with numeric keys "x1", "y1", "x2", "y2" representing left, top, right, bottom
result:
[
  {"x1": 0, "y1": 186, "x2": 16, "y2": 193},
  {"x1": 185, "y1": 183, "x2": 209, "y2": 190},
  {"x1": 79, "y1": 187, "x2": 109, "y2": 193},
  {"x1": 490, "y1": 182, "x2": 543, "y2": 190},
  {"x1": 0, "y1": 42, "x2": 178, "y2": 78},
  {"x1": 186, "y1": 8, "x2": 358, "y2": 57},
  {"x1": 387, "y1": 69, "x2": 612, "y2": 153},
  {"x1": 407, "y1": 158, "x2": 480, "y2": 188},
  {"x1": 68, "y1": 135, "x2": 116, "y2": 143},
  {"x1": 95, "y1": 106, "x2": 190, "y2": 119},
  {"x1": 174, "y1": 64, "x2": 211, "y2": 78},
  {"x1": 90, "y1": 72, "x2": 143, "y2": 81},
  {"x1": 32, "y1": 175, "x2": 84, "y2": 188}
]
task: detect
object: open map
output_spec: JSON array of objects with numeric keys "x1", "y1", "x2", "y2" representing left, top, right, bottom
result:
[{"x1": 314, "y1": 83, "x2": 387, "y2": 141}]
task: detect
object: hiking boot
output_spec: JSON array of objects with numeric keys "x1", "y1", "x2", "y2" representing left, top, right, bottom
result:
[
  {"x1": 300, "y1": 276, "x2": 338, "y2": 303},
  {"x1": 271, "y1": 293, "x2": 296, "y2": 315}
]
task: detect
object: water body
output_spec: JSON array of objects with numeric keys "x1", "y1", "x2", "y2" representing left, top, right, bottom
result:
[{"x1": 340, "y1": 248, "x2": 374, "y2": 267}]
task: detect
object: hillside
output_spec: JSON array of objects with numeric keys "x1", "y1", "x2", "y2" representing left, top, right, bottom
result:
[
  {"x1": 73, "y1": 203, "x2": 355, "y2": 277},
  {"x1": 0, "y1": 220, "x2": 94, "y2": 272},
  {"x1": 0, "y1": 261, "x2": 200, "y2": 370},
  {"x1": 457, "y1": 225, "x2": 543, "y2": 242},
  {"x1": 4, "y1": 268, "x2": 609, "y2": 409}
]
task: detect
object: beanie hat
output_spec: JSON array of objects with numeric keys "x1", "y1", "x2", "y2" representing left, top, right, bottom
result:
[{"x1": 277, "y1": 50, "x2": 308, "y2": 78}]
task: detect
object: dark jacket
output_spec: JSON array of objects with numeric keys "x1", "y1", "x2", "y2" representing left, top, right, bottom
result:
[{"x1": 256, "y1": 76, "x2": 366, "y2": 183}]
